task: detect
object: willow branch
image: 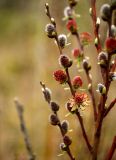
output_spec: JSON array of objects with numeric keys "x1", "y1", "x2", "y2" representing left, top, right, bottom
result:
[
  {"x1": 90, "y1": 0, "x2": 101, "y2": 53},
  {"x1": 58, "y1": 122, "x2": 75, "y2": 160},
  {"x1": 46, "y1": 2, "x2": 92, "y2": 155},
  {"x1": 65, "y1": 67, "x2": 93, "y2": 153},
  {"x1": 76, "y1": 111, "x2": 93, "y2": 153},
  {"x1": 45, "y1": 3, "x2": 62, "y2": 54},
  {"x1": 74, "y1": 30, "x2": 97, "y2": 121},
  {"x1": 65, "y1": 68, "x2": 75, "y2": 96},
  {"x1": 75, "y1": 32, "x2": 84, "y2": 53},
  {"x1": 40, "y1": 82, "x2": 75, "y2": 160},
  {"x1": 14, "y1": 99, "x2": 36, "y2": 160},
  {"x1": 86, "y1": 70, "x2": 97, "y2": 121}
]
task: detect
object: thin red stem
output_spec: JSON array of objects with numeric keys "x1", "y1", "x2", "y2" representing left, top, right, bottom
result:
[
  {"x1": 104, "y1": 136, "x2": 116, "y2": 160},
  {"x1": 58, "y1": 122, "x2": 75, "y2": 160},
  {"x1": 41, "y1": 82, "x2": 75, "y2": 160},
  {"x1": 90, "y1": 0, "x2": 101, "y2": 53},
  {"x1": 104, "y1": 98, "x2": 116, "y2": 117},
  {"x1": 65, "y1": 68, "x2": 92, "y2": 153},
  {"x1": 85, "y1": 70, "x2": 97, "y2": 121},
  {"x1": 90, "y1": 1, "x2": 114, "y2": 160},
  {"x1": 74, "y1": 30, "x2": 97, "y2": 122},
  {"x1": 65, "y1": 68, "x2": 75, "y2": 97},
  {"x1": 76, "y1": 111, "x2": 93, "y2": 154}
]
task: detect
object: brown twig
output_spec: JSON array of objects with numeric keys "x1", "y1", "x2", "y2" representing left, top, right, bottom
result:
[
  {"x1": 40, "y1": 82, "x2": 75, "y2": 160},
  {"x1": 58, "y1": 122, "x2": 75, "y2": 160},
  {"x1": 65, "y1": 68, "x2": 93, "y2": 153},
  {"x1": 14, "y1": 99, "x2": 36, "y2": 160},
  {"x1": 90, "y1": 0, "x2": 101, "y2": 53},
  {"x1": 90, "y1": 0, "x2": 107, "y2": 85},
  {"x1": 76, "y1": 111, "x2": 93, "y2": 153},
  {"x1": 65, "y1": 63, "x2": 93, "y2": 154},
  {"x1": 110, "y1": 58, "x2": 116, "y2": 72},
  {"x1": 75, "y1": 32, "x2": 97, "y2": 121},
  {"x1": 56, "y1": 32, "x2": 92, "y2": 154},
  {"x1": 71, "y1": 24, "x2": 98, "y2": 122},
  {"x1": 91, "y1": 57, "x2": 111, "y2": 160},
  {"x1": 104, "y1": 136, "x2": 116, "y2": 160},
  {"x1": 45, "y1": 3, "x2": 62, "y2": 55},
  {"x1": 65, "y1": 68, "x2": 75, "y2": 97},
  {"x1": 55, "y1": 36, "x2": 63, "y2": 55},
  {"x1": 65, "y1": 60, "x2": 93, "y2": 153},
  {"x1": 68, "y1": 2, "x2": 98, "y2": 121},
  {"x1": 90, "y1": 1, "x2": 115, "y2": 159},
  {"x1": 75, "y1": 32, "x2": 84, "y2": 53},
  {"x1": 85, "y1": 70, "x2": 97, "y2": 121},
  {"x1": 52, "y1": 2, "x2": 93, "y2": 153}
]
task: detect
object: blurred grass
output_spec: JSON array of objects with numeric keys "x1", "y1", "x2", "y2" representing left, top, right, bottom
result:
[{"x1": 0, "y1": 0, "x2": 116, "y2": 160}]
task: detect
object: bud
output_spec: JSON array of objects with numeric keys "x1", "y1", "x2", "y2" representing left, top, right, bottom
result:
[
  {"x1": 94, "y1": 37, "x2": 99, "y2": 47},
  {"x1": 45, "y1": 24, "x2": 56, "y2": 38},
  {"x1": 96, "y1": 17, "x2": 100, "y2": 29},
  {"x1": 89, "y1": 8, "x2": 92, "y2": 16},
  {"x1": 59, "y1": 54, "x2": 72, "y2": 68},
  {"x1": 105, "y1": 37, "x2": 116, "y2": 53},
  {"x1": 109, "y1": 72, "x2": 116, "y2": 81},
  {"x1": 42, "y1": 87, "x2": 51, "y2": 103},
  {"x1": 72, "y1": 48, "x2": 81, "y2": 59},
  {"x1": 51, "y1": 18, "x2": 56, "y2": 26},
  {"x1": 100, "y1": 4, "x2": 111, "y2": 21},
  {"x1": 66, "y1": 19, "x2": 77, "y2": 34},
  {"x1": 68, "y1": 0, "x2": 78, "y2": 7},
  {"x1": 45, "y1": 3, "x2": 49, "y2": 9},
  {"x1": 61, "y1": 120, "x2": 69, "y2": 135},
  {"x1": 98, "y1": 51, "x2": 108, "y2": 68},
  {"x1": 111, "y1": 25, "x2": 116, "y2": 38},
  {"x1": 64, "y1": 6, "x2": 72, "y2": 18},
  {"x1": 60, "y1": 143, "x2": 67, "y2": 151},
  {"x1": 83, "y1": 59, "x2": 91, "y2": 71},
  {"x1": 49, "y1": 114, "x2": 59, "y2": 125},
  {"x1": 97, "y1": 83, "x2": 106, "y2": 95},
  {"x1": 72, "y1": 76, "x2": 83, "y2": 89},
  {"x1": 63, "y1": 135, "x2": 72, "y2": 146},
  {"x1": 50, "y1": 101, "x2": 59, "y2": 112},
  {"x1": 58, "y1": 34, "x2": 67, "y2": 48},
  {"x1": 65, "y1": 101, "x2": 75, "y2": 113},
  {"x1": 53, "y1": 70, "x2": 67, "y2": 84},
  {"x1": 96, "y1": 17, "x2": 101, "y2": 24},
  {"x1": 88, "y1": 83, "x2": 92, "y2": 91},
  {"x1": 45, "y1": 3, "x2": 49, "y2": 16}
]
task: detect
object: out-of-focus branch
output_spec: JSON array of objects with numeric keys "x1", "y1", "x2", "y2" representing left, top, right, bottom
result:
[{"x1": 14, "y1": 98, "x2": 36, "y2": 160}]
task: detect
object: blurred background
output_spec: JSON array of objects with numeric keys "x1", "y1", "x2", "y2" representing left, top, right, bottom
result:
[{"x1": 0, "y1": 0, "x2": 116, "y2": 160}]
